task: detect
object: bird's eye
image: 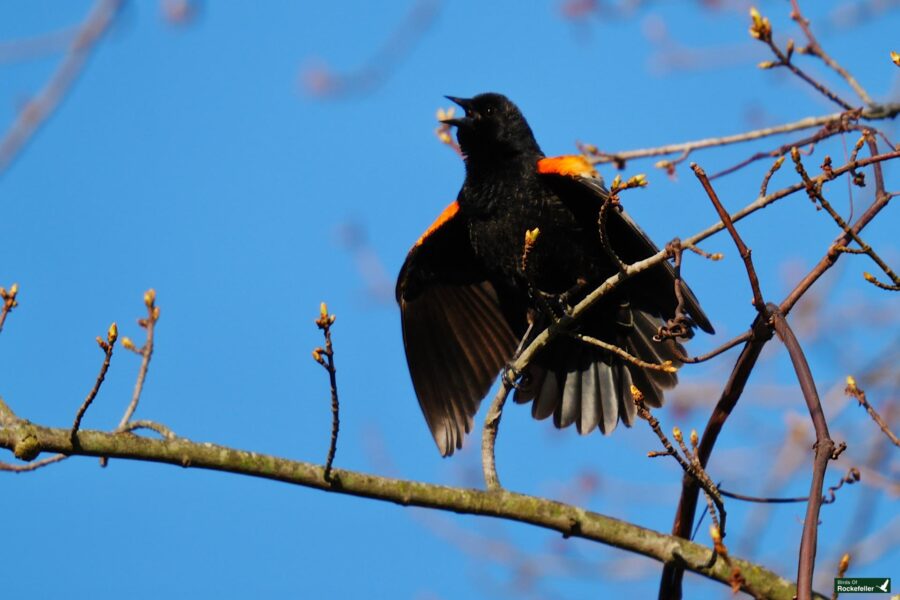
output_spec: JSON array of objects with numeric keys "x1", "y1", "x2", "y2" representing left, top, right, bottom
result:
[{"x1": 484, "y1": 106, "x2": 494, "y2": 116}]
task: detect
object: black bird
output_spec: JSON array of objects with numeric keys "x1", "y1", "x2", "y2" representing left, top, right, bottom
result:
[{"x1": 396, "y1": 93, "x2": 713, "y2": 456}]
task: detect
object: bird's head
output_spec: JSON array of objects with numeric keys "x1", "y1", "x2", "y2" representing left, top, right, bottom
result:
[{"x1": 442, "y1": 93, "x2": 542, "y2": 163}]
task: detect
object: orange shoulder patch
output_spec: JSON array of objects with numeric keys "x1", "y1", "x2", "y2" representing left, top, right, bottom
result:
[
  {"x1": 415, "y1": 201, "x2": 460, "y2": 247},
  {"x1": 537, "y1": 155, "x2": 598, "y2": 178}
]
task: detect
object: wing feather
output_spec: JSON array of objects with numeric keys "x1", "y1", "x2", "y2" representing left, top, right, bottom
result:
[{"x1": 397, "y1": 205, "x2": 519, "y2": 456}]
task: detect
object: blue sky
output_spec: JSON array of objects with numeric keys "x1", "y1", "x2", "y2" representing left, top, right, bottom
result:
[{"x1": 1, "y1": 1, "x2": 897, "y2": 598}]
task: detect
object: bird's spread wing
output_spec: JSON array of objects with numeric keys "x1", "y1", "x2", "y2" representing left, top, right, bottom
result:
[
  {"x1": 537, "y1": 155, "x2": 714, "y2": 334},
  {"x1": 396, "y1": 201, "x2": 519, "y2": 456}
]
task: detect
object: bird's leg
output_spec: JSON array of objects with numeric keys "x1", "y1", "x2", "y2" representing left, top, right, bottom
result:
[{"x1": 502, "y1": 321, "x2": 536, "y2": 389}]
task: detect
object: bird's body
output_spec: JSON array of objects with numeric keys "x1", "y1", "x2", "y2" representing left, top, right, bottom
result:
[{"x1": 397, "y1": 93, "x2": 713, "y2": 456}]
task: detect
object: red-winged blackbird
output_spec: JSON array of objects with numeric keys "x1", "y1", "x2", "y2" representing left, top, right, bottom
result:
[{"x1": 397, "y1": 93, "x2": 713, "y2": 456}]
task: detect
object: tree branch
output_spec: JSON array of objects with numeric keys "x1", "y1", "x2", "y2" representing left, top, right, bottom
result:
[
  {"x1": 769, "y1": 307, "x2": 836, "y2": 600},
  {"x1": 580, "y1": 104, "x2": 899, "y2": 169},
  {"x1": 0, "y1": 397, "x2": 825, "y2": 600},
  {"x1": 0, "y1": 0, "x2": 122, "y2": 174}
]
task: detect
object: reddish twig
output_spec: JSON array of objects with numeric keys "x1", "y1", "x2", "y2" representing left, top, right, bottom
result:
[
  {"x1": 780, "y1": 175, "x2": 895, "y2": 314},
  {"x1": 674, "y1": 330, "x2": 753, "y2": 364},
  {"x1": 769, "y1": 307, "x2": 836, "y2": 600},
  {"x1": 691, "y1": 163, "x2": 765, "y2": 313},
  {"x1": 0, "y1": 283, "x2": 19, "y2": 334},
  {"x1": 70, "y1": 323, "x2": 118, "y2": 443},
  {"x1": 845, "y1": 377, "x2": 900, "y2": 448},
  {"x1": 790, "y1": 148, "x2": 899, "y2": 291},
  {"x1": 313, "y1": 303, "x2": 340, "y2": 482},
  {"x1": 709, "y1": 118, "x2": 853, "y2": 182}
]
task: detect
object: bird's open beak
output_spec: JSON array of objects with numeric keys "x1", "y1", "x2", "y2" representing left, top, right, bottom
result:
[{"x1": 442, "y1": 95, "x2": 475, "y2": 127}]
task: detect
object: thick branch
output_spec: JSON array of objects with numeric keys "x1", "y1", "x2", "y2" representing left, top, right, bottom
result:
[
  {"x1": 0, "y1": 402, "x2": 822, "y2": 600},
  {"x1": 770, "y1": 308, "x2": 835, "y2": 600}
]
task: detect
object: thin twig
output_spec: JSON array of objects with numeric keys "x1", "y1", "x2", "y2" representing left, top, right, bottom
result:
[
  {"x1": 70, "y1": 323, "x2": 118, "y2": 443},
  {"x1": 751, "y1": 6, "x2": 854, "y2": 110},
  {"x1": 302, "y1": 0, "x2": 440, "y2": 98},
  {"x1": 313, "y1": 303, "x2": 340, "y2": 481},
  {"x1": 598, "y1": 194, "x2": 627, "y2": 272},
  {"x1": 659, "y1": 307, "x2": 775, "y2": 599},
  {"x1": 718, "y1": 467, "x2": 860, "y2": 504},
  {"x1": 579, "y1": 104, "x2": 899, "y2": 168},
  {"x1": 100, "y1": 289, "x2": 159, "y2": 468},
  {"x1": 845, "y1": 377, "x2": 900, "y2": 447},
  {"x1": 115, "y1": 290, "x2": 159, "y2": 430},
  {"x1": 682, "y1": 242, "x2": 723, "y2": 262},
  {"x1": 570, "y1": 333, "x2": 676, "y2": 373},
  {"x1": 759, "y1": 155, "x2": 787, "y2": 197},
  {"x1": 710, "y1": 117, "x2": 854, "y2": 181},
  {"x1": 0, "y1": 453, "x2": 67, "y2": 472},
  {"x1": 655, "y1": 240, "x2": 693, "y2": 341},
  {"x1": 635, "y1": 397, "x2": 725, "y2": 568},
  {"x1": 119, "y1": 419, "x2": 178, "y2": 440},
  {"x1": 789, "y1": 0, "x2": 873, "y2": 105},
  {"x1": 790, "y1": 149, "x2": 899, "y2": 290},
  {"x1": 0, "y1": 0, "x2": 122, "y2": 174},
  {"x1": 831, "y1": 554, "x2": 851, "y2": 600},
  {"x1": 691, "y1": 163, "x2": 765, "y2": 312},
  {"x1": 674, "y1": 330, "x2": 752, "y2": 364},
  {"x1": 0, "y1": 283, "x2": 19, "y2": 334},
  {"x1": 780, "y1": 167, "x2": 895, "y2": 314},
  {"x1": 0, "y1": 26, "x2": 78, "y2": 63}
]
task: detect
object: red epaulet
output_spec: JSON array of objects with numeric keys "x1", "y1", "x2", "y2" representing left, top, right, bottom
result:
[
  {"x1": 415, "y1": 201, "x2": 460, "y2": 247},
  {"x1": 537, "y1": 155, "x2": 598, "y2": 178}
]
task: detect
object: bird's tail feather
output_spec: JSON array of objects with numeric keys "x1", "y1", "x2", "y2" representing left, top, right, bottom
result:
[{"x1": 513, "y1": 308, "x2": 683, "y2": 434}]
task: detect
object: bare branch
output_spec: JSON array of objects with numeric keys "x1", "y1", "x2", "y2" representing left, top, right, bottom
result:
[
  {"x1": 0, "y1": 405, "x2": 827, "y2": 600},
  {"x1": 789, "y1": 0, "x2": 874, "y2": 105},
  {"x1": 691, "y1": 164, "x2": 765, "y2": 313},
  {"x1": 579, "y1": 104, "x2": 899, "y2": 168},
  {"x1": 0, "y1": 283, "x2": 19, "y2": 334},
  {"x1": 119, "y1": 419, "x2": 178, "y2": 440},
  {"x1": 0, "y1": 453, "x2": 67, "y2": 473},
  {"x1": 70, "y1": 322, "x2": 118, "y2": 443},
  {"x1": 115, "y1": 289, "x2": 159, "y2": 431},
  {"x1": 845, "y1": 377, "x2": 900, "y2": 448},
  {"x1": 481, "y1": 378, "x2": 512, "y2": 491},
  {"x1": 769, "y1": 307, "x2": 836, "y2": 600},
  {"x1": 0, "y1": 0, "x2": 122, "y2": 174},
  {"x1": 312, "y1": 303, "x2": 341, "y2": 481},
  {"x1": 636, "y1": 396, "x2": 725, "y2": 568},
  {"x1": 790, "y1": 149, "x2": 899, "y2": 290}
]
